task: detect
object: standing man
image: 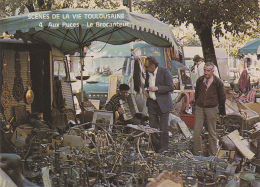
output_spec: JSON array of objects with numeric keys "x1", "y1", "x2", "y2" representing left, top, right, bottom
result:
[
  {"x1": 144, "y1": 56, "x2": 175, "y2": 153},
  {"x1": 193, "y1": 62, "x2": 226, "y2": 156},
  {"x1": 191, "y1": 54, "x2": 204, "y2": 74}
]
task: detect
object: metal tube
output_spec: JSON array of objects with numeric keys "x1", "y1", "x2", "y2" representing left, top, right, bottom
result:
[{"x1": 79, "y1": 25, "x2": 85, "y2": 123}]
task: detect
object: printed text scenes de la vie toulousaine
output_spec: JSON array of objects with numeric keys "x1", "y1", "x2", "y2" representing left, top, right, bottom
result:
[{"x1": 28, "y1": 13, "x2": 130, "y2": 28}]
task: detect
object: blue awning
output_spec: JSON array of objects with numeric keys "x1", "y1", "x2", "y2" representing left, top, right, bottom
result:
[{"x1": 238, "y1": 39, "x2": 260, "y2": 55}]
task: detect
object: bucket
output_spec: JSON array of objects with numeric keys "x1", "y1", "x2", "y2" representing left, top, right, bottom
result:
[
  {"x1": 180, "y1": 94, "x2": 195, "y2": 129},
  {"x1": 180, "y1": 114, "x2": 195, "y2": 129}
]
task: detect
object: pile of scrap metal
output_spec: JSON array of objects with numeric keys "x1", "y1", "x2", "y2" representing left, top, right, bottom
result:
[
  {"x1": 0, "y1": 117, "x2": 229, "y2": 187},
  {"x1": 0, "y1": 111, "x2": 234, "y2": 187},
  {"x1": 170, "y1": 88, "x2": 260, "y2": 186},
  {"x1": 1, "y1": 91, "x2": 260, "y2": 186}
]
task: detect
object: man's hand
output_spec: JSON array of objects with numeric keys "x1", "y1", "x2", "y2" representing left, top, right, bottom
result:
[
  {"x1": 145, "y1": 90, "x2": 150, "y2": 98},
  {"x1": 149, "y1": 86, "x2": 158, "y2": 92},
  {"x1": 118, "y1": 107, "x2": 125, "y2": 114}
]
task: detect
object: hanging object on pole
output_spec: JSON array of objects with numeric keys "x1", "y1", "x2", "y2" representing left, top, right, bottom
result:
[
  {"x1": 12, "y1": 51, "x2": 24, "y2": 102},
  {"x1": 1, "y1": 56, "x2": 12, "y2": 109},
  {"x1": 25, "y1": 53, "x2": 34, "y2": 104}
]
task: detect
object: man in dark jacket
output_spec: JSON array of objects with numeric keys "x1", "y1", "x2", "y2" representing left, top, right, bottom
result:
[
  {"x1": 144, "y1": 56, "x2": 175, "y2": 153},
  {"x1": 193, "y1": 62, "x2": 226, "y2": 156}
]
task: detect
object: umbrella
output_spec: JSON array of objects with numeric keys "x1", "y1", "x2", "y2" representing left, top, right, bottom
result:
[
  {"x1": 0, "y1": 8, "x2": 179, "y2": 54},
  {"x1": 0, "y1": 8, "x2": 180, "y2": 122},
  {"x1": 238, "y1": 39, "x2": 260, "y2": 55}
]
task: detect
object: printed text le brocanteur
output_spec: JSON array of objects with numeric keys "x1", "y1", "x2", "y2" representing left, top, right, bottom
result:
[{"x1": 28, "y1": 13, "x2": 129, "y2": 28}]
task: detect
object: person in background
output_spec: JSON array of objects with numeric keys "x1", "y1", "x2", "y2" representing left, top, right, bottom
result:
[
  {"x1": 191, "y1": 54, "x2": 220, "y2": 78},
  {"x1": 191, "y1": 54, "x2": 204, "y2": 74},
  {"x1": 144, "y1": 56, "x2": 175, "y2": 153},
  {"x1": 193, "y1": 62, "x2": 226, "y2": 156}
]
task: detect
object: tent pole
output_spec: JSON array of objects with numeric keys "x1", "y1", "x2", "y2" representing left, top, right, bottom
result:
[
  {"x1": 79, "y1": 25, "x2": 85, "y2": 123},
  {"x1": 80, "y1": 47, "x2": 84, "y2": 123}
]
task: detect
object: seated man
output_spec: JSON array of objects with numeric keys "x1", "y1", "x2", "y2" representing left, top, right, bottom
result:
[
  {"x1": 105, "y1": 84, "x2": 130, "y2": 123},
  {"x1": 105, "y1": 84, "x2": 149, "y2": 127}
]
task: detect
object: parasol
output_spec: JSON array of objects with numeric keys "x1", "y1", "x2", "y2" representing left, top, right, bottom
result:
[{"x1": 0, "y1": 8, "x2": 179, "y2": 53}]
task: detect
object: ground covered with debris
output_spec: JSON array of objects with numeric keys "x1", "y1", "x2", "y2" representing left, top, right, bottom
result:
[{"x1": 1, "y1": 91, "x2": 260, "y2": 186}]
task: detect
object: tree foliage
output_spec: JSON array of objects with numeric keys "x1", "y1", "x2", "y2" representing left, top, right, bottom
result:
[
  {"x1": 174, "y1": 25, "x2": 201, "y2": 47},
  {"x1": 137, "y1": 0, "x2": 260, "y2": 66},
  {"x1": 215, "y1": 23, "x2": 260, "y2": 58},
  {"x1": 0, "y1": 0, "x2": 120, "y2": 17}
]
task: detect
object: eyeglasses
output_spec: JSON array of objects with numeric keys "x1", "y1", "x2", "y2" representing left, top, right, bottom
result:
[{"x1": 144, "y1": 65, "x2": 151, "y2": 68}]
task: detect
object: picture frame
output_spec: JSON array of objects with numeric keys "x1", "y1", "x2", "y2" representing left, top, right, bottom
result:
[
  {"x1": 14, "y1": 105, "x2": 27, "y2": 125},
  {"x1": 92, "y1": 110, "x2": 114, "y2": 131}
]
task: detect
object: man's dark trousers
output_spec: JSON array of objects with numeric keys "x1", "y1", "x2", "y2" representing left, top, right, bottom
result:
[{"x1": 147, "y1": 98, "x2": 169, "y2": 153}]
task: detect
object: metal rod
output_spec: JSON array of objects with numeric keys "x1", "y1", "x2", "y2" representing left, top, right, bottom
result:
[{"x1": 79, "y1": 25, "x2": 85, "y2": 123}]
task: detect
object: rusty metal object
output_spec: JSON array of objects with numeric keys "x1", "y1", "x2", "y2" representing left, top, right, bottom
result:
[
  {"x1": 239, "y1": 171, "x2": 256, "y2": 187},
  {"x1": 226, "y1": 161, "x2": 240, "y2": 176},
  {"x1": 5, "y1": 111, "x2": 260, "y2": 186},
  {"x1": 220, "y1": 135, "x2": 236, "y2": 151},
  {"x1": 257, "y1": 136, "x2": 260, "y2": 159},
  {"x1": 251, "y1": 158, "x2": 260, "y2": 174},
  {"x1": 119, "y1": 93, "x2": 139, "y2": 121},
  {"x1": 223, "y1": 113, "x2": 245, "y2": 133}
]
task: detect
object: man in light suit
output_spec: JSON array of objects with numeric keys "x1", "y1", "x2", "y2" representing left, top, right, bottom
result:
[{"x1": 144, "y1": 56, "x2": 175, "y2": 153}]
